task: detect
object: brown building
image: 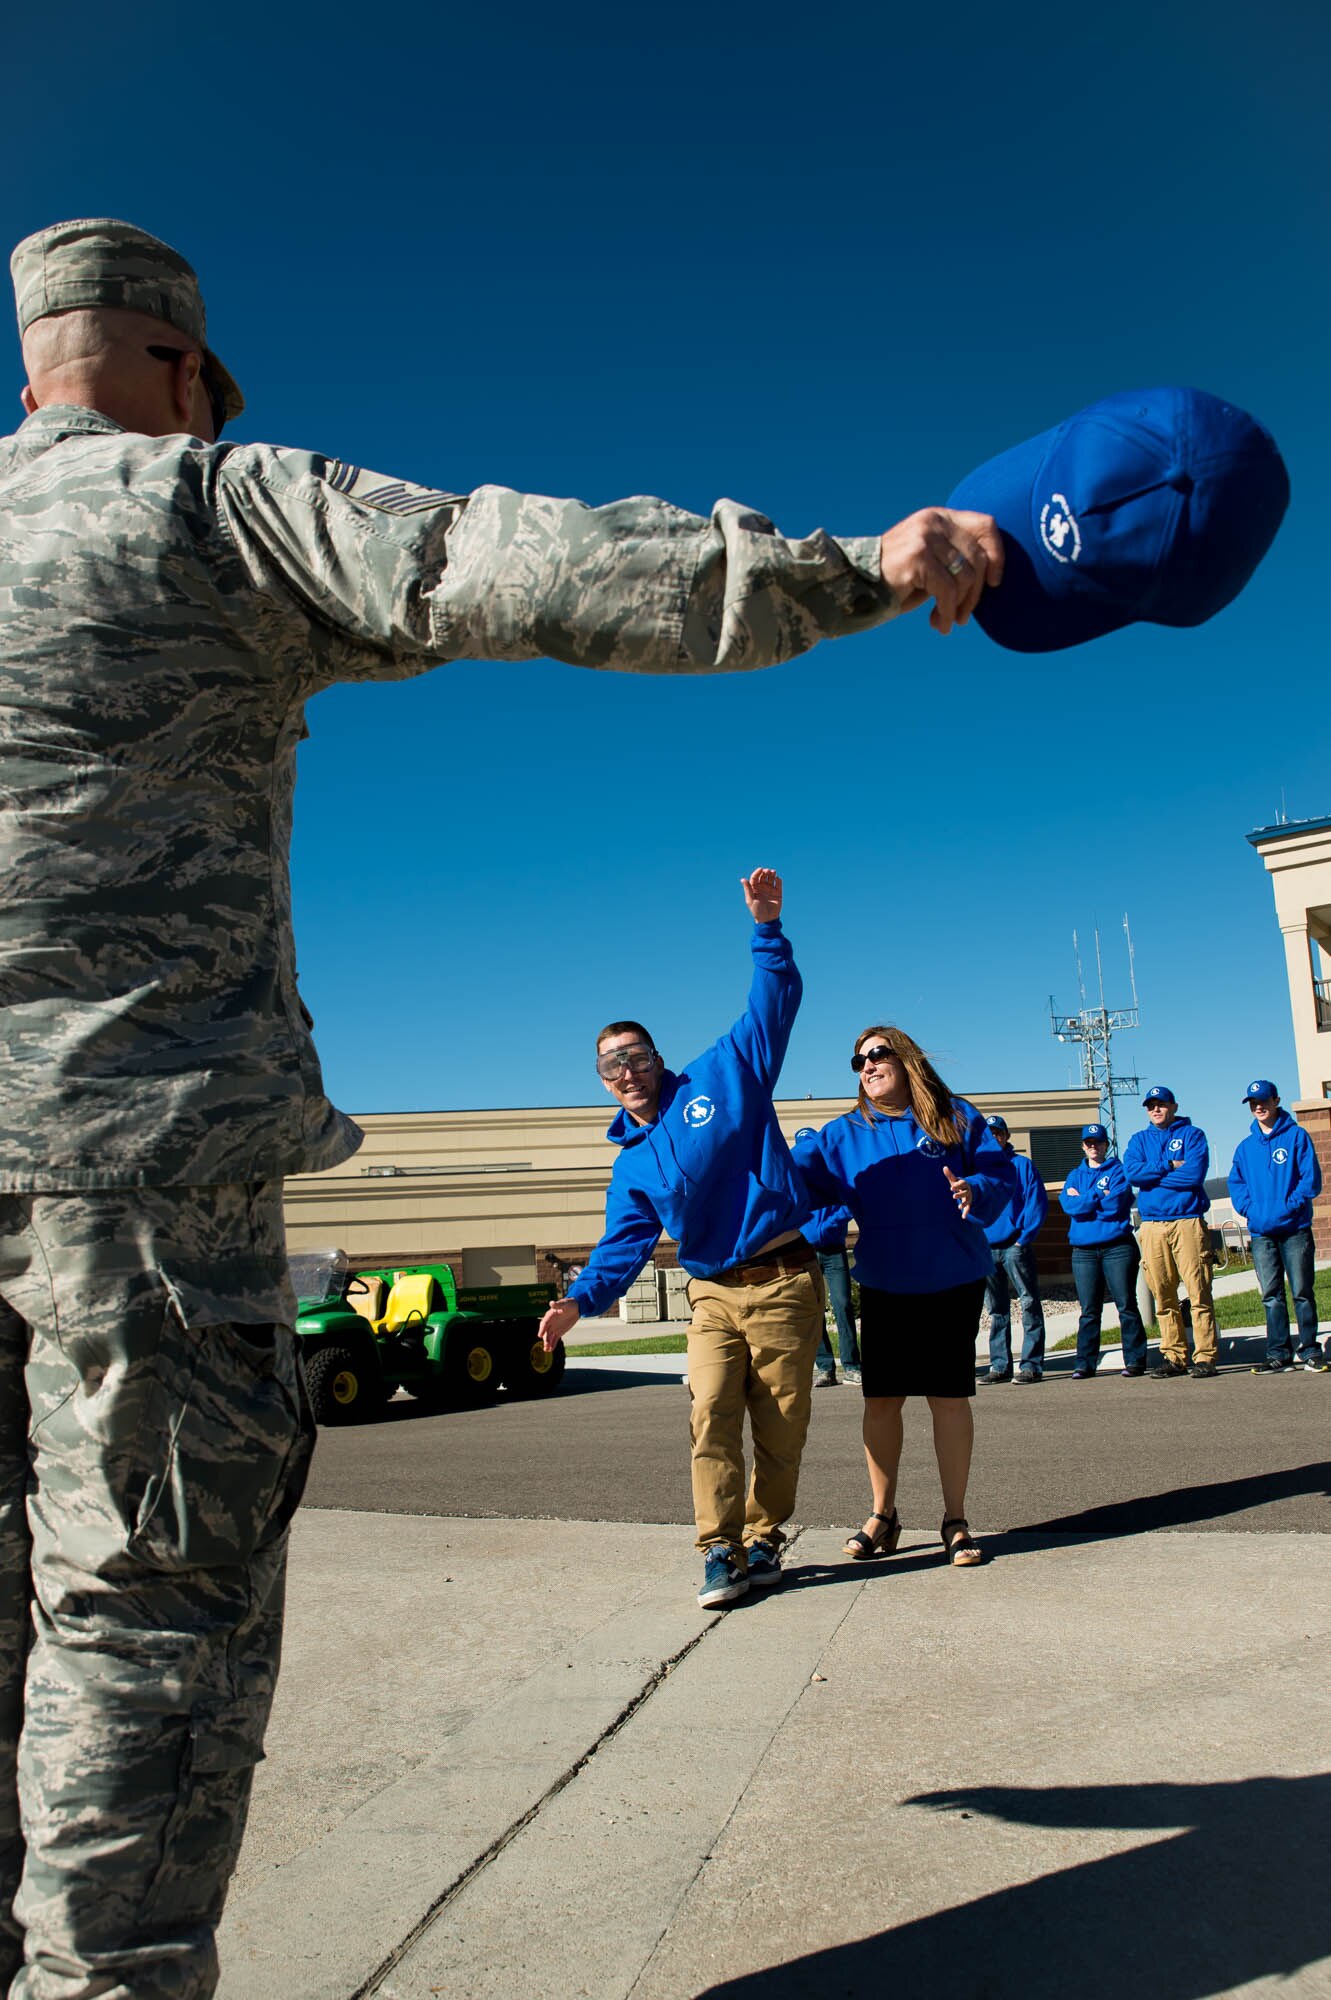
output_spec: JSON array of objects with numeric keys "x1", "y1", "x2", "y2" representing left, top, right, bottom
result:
[{"x1": 282, "y1": 1087, "x2": 1099, "y2": 1296}]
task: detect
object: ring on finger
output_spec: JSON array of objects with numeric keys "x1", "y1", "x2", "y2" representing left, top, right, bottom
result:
[{"x1": 944, "y1": 550, "x2": 967, "y2": 577}]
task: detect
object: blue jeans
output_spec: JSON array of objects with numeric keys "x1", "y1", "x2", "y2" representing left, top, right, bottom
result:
[
  {"x1": 984, "y1": 1242, "x2": 1046, "y2": 1374},
  {"x1": 1071, "y1": 1237, "x2": 1148, "y2": 1372},
  {"x1": 814, "y1": 1249, "x2": 860, "y2": 1371},
  {"x1": 1250, "y1": 1227, "x2": 1321, "y2": 1363}
]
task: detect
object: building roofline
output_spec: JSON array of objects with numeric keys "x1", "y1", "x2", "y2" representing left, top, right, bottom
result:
[{"x1": 1247, "y1": 813, "x2": 1331, "y2": 847}]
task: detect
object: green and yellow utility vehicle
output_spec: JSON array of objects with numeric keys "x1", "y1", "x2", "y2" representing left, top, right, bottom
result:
[{"x1": 289, "y1": 1247, "x2": 563, "y2": 1424}]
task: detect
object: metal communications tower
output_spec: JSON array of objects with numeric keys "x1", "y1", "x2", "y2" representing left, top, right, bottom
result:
[{"x1": 1049, "y1": 917, "x2": 1142, "y2": 1155}]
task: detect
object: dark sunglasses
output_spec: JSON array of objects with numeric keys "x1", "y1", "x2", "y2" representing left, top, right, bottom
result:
[
  {"x1": 851, "y1": 1043, "x2": 894, "y2": 1074},
  {"x1": 147, "y1": 344, "x2": 228, "y2": 438},
  {"x1": 596, "y1": 1044, "x2": 657, "y2": 1080}
]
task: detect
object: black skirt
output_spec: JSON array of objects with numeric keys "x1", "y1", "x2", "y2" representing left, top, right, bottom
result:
[{"x1": 858, "y1": 1278, "x2": 986, "y2": 1399}]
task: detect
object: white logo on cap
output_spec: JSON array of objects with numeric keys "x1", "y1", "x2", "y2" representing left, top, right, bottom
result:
[{"x1": 1040, "y1": 493, "x2": 1082, "y2": 564}]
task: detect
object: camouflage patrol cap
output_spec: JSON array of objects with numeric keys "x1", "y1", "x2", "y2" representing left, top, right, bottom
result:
[{"x1": 11, "y1": 217, "x2": 244, "y2": 420}]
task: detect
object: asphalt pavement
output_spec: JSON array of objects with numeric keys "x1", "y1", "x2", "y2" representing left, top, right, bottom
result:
[{"x1": 301, "y1": 1327, "x2": 1331, "y2": 1535}]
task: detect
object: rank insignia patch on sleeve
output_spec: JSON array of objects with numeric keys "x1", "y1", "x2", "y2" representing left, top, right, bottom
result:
[{"x1": 324, "y1": 459, "x2": 467, "y2": 519}]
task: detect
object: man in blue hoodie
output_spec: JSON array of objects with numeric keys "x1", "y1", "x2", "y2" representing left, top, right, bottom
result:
[
  {"x1": 1059, "y1": 1122, "x2": 1149, "y2": 1377},
  {"x1": 1123, "y1": 1086, "x2": 1218, "y2": 1378},
  {"x1": 1229, "y1": 1080, "x2": 1326, "y2": 1372},
  {"x1": 979, "y1": 1115, "x2": 1049, "y2": 1383},
  {"x1": 537, "y1": 871, "x2": 822, "y2": 1609}
]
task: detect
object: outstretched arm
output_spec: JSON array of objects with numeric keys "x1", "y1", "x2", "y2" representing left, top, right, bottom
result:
[{"x1": 217, "y1": 447, "x2": 1003, "y2": 686}]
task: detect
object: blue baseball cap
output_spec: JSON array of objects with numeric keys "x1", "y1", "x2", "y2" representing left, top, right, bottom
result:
[
  {"x1": 948, "y1": 386, "x2": 1289, "y2": 653},
  {"x1": 985, "y1": 1114, "x2": 1009, "y2": 1132},
  {"x1": 793, "y1": 1126, "x2": 818, "y2": 1142},
  {"x1": 1081, "y1": 1123, "x2": 1109, "y2": 1142},
  {"x1": 1242, "y1": 1079, "x2": 1278, "y2": 1103},
  {"x1": 1142, "y1": 1085, "x2": 1176, "y2": 1106}
]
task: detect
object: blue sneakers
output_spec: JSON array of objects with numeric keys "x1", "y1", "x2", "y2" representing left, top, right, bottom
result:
[
  {"x1": 698, "y1": 1546, "x2": 748, "y2": 1608},
  {"x1": 744, "y1": 1539, "x2": 783, "y2": 1589}
]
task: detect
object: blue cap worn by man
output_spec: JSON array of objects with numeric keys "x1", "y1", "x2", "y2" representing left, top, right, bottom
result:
[
  {"x1": 1123, "y1": 1086, "x2": 1218, "y2": 1378},
  {"x1": 0, "y1": 214, "x2": 1010, "y2": 1996},
  {"x1": 1228, "y1": 1081, "x2": 1326, "y2": 1372},
  {"x1": 1059, "y1": 1123, "x2": 1150, "y2": 1377},
  {"x1": 538, "y1": 872, "x2": 823, "y2": 1612},
  {"x1": 978, "y1": 1115, "x2": 1050, "y2": 1384},
  {"x1": 948, "y1": 385, "x2": 1289, "y2": 652}
]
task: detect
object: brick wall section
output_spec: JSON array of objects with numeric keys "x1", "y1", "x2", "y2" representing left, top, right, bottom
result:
[{"x1": 1294, "y1": 1104, "x2": 1331, "y2": 1257}]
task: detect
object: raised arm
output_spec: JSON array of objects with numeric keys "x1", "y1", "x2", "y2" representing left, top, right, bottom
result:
[{"x1": 724, "y1": 870, "x2": 802, "y2": 1092}]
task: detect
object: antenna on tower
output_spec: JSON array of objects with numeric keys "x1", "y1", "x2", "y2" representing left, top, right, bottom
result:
[{"x1": 1049, "y1": 918, "x2": 1142, "y2": 1154}]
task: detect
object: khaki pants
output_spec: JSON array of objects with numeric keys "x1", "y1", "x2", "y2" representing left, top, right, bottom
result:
[
  {"x1": 685, "y1": 1264, "x2": 824, "y2": 1555},
  {"x1": 1139, "y1": 1217, "x2": 1217, "y2": 1366}
]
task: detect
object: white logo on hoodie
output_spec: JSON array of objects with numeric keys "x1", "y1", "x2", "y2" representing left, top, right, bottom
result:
[
  {"x1": 682, "y1": 1095, "x2": 715, "y2": 1128},
  {"x1": 1273, "y1": 1147, "x2": 1289, "y2": 1164}
]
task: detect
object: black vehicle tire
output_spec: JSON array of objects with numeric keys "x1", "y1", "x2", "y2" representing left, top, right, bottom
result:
[
  {"x1": 303, "y1": 1343, "x2": 379, "y2": 1425},
  {"x1": 420, "y1": 1325, "x2": 501, "y2": 1408},
  {"x1": 501, "y1": 1325, "x2": 567, "y2": 1398}
]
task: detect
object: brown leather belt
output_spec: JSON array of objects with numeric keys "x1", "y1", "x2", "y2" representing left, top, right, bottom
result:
[{"x1": 709, "y1": 1238, "x2": 817, "y2": 1287}]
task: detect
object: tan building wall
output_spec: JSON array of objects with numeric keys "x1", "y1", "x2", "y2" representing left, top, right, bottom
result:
[
  {"x1": 282, "y1": 1087, "x2": 1100, "y2": 1285},
  {"x1": 1248, "y1": 814, "x2": 1331, "y2": 1254}
]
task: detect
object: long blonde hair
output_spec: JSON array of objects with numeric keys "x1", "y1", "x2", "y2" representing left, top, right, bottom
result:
[{"x1": 854, "y1": 1024, "x2": 966, "y2": 1150}]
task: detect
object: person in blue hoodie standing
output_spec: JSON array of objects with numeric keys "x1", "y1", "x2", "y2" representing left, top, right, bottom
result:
[
  {"x1": 978, "y1": 1114, "x2": 1049, "y2": 1384},
  {"x1": 1228, "y1": 1080, "x2": 1326, "y2": 1373},
  {"x1": 537, "y1": 870, "x2": 823, "y2": 1609},
  {"x1": 794, "y1": 1027, "x2": 1015, "y2": 1568},
  {"x1": 1123, "y1": 1085, "x2": 1218, "y2": 1378},
  {"x1": 1059, "y1": 1122, "x2": 1149, "y2": 1377}
]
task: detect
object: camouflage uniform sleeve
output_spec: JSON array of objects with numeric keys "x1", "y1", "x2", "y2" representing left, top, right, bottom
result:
[{"x1": 213, "y1": 446, "x2": 897, "y2": 684}]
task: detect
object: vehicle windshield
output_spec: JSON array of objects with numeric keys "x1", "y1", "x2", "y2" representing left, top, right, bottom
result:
[{"x1": 287, "y1": 1246, "x2": 349, "y2": 1305}]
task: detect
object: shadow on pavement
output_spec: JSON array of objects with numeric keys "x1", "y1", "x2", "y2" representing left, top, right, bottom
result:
[
  {"x1": 698, "y1": 1774, "x2": 1331, "y2": 1998},
  {"x1": 348, "y1": 1368, "x2": 681, "y2": 1426},
  {"x1": 771, "y1": 1462, "x2": 1331, "y2": 1590},
  {"x1": 1011, "y1": 1457, "x2": 1331, "y2": 1539}
]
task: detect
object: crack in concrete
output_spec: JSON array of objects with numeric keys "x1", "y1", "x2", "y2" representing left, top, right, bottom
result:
[{"x1": 354, "y1": 1609, "x2": 724, "y2": 1998}]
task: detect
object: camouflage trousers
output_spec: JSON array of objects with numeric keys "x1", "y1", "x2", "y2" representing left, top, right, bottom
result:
[{"x1": 0, "y1": 1184, "x2": 313, "y2": 2000}]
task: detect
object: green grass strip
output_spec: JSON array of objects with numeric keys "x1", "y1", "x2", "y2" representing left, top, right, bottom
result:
[{"x1": 568, "y1": 1332, "x2": 689, "y2": 1356}]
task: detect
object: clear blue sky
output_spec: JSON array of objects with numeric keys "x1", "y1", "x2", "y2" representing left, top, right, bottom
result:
[{"x1": 6, "y1": 0, "x2": 1327, "y2": 1170}]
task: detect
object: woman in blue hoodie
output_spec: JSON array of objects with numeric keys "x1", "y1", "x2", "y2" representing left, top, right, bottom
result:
[{"x1": 794, "y1": 1027, "x2": 1015, "y2": 1567}]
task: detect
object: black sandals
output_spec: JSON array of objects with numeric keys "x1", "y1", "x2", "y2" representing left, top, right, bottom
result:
[{"x1": 844, "y1": 1510, "x2": 902, "y2": 1561}]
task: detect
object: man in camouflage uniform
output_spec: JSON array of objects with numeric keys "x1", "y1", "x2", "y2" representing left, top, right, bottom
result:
[{"x1": 0, "y1": 216, "x2": 1003, "y2": 1997}]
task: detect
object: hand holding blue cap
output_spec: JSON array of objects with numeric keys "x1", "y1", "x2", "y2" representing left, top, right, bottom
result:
[{"x1": 948, "y1": 386, "x2": 1289, "y2": 652}]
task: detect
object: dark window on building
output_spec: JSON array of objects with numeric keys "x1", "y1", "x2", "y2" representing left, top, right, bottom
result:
[{"x1": 1029, "y1": 1127, "x2": 1085, "y2": 1182}]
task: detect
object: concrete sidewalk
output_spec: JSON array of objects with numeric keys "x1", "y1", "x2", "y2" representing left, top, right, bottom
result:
[{"x1": 216, "y1": 1508, "x2": 1331, "y2": 1999}]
